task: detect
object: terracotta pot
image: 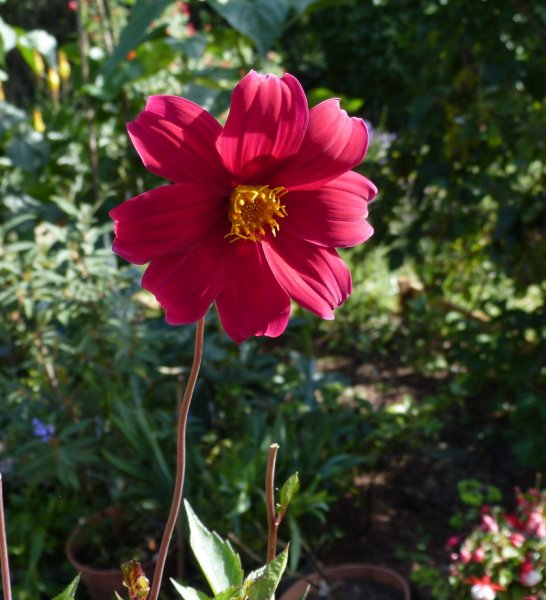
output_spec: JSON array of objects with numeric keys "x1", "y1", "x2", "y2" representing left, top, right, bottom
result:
[
  {"x1": 279, "y1": 563, "x2": 411, "y2": 600},
  {"x1": 65, "y1": 507, "x2": 158, "y2": 600}
]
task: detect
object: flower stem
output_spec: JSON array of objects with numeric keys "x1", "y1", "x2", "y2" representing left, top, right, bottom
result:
[
  {"x1": 0, "y1": 474, "x2": 12, "y2": 600},
  {"x1": 265, "y1": 443, "x2": 280, "y2": 564},
  {"x1": 148, "y1": 317, "x2": 205, "y2": 600}
]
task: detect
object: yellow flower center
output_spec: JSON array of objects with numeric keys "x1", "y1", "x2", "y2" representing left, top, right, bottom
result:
[{"x1": 226, "y1": 184, "x2": 287, "y2": 242}]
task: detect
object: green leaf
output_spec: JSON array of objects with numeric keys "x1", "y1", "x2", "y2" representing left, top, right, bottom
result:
[
  {"x1": 185, "y1": 500, "x2": 244, "y2": 595},
  {"x1": 7, "y1": 132, "x2": 49, "y2": 173},
  {"x1": 207, "y1": 0, "x2": 290, "y2": 56},
  {"x1": 288, "y1": 516, "x2": 302, "y2": 572},
  {"x1": 51, "y1": 575, "x2": 80, "y2": 600},
  {"x1": 103, "y1": 0, "x2": 172, "y2": 75},
  {"x1": 288, "y1": 0, "x2": 318, "y2": 13},
  {"x1": 279, "y1": 472, "x2": 300, "y2": 512},
  {"x1": 171, "y1": 580, "x2": 212, "y2": 600},
  {"x1": 245, "y1": 546, "x2": 289, "y2": 599}
]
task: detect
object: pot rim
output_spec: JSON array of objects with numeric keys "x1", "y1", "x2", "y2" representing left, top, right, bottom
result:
[
  {"x1": 65, "y1": 506, "x2": 156, "y2": 576},
  {"x1": 280, "y1": 562, "x2": 411, "y2": 600}
]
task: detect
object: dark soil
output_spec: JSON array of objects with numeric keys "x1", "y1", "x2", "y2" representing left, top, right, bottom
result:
[
  {"x1": 307, "y1": 580, "x2": 404, "y2": 599},
  {"x1": 303, "y1": 353, "x2": 535, "y2": 600}
]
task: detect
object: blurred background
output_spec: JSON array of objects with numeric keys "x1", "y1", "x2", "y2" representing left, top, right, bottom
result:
[{"x1": 0, "y1": 0, "x2": 545, "y2": 598}]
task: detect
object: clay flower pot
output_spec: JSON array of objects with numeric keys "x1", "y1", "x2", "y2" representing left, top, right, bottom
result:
[
  {"x1": 279, "y1": 563, "x2": 411, "y2": 600},
  {"x1": 65, "y1": 507, "x2": 158, "y2": 600}
]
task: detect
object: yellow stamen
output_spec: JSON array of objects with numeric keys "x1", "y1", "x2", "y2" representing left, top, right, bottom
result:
[{"x1": 226, "y1": 184, "x2": 288, "y2": 243}]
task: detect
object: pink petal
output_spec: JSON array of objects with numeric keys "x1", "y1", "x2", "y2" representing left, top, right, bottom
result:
[
  {"x1": 216, "y1": 242, "x2": 291, "y2": 343},
  {"x1": 141, "y1": 223, "x2": 235, "y2": 324},
  {"x1": 217, "y1": 70, "x2": 308, "y2": 182},
  {"x1": 127, "y1": 107, "x2": 230, "y2": 187},
  {"x1": 262, "y1": 233, "x2": 352, "y2": 319},
  {"x1": 283, "y1": 172, "x2": 376, "y2": 248},
  {"x1": 110, "y1": 183, "x2": 227, "y2": 265},
  {"x1": 272, "y1": 99, "x2": 369, "y2": 191}
]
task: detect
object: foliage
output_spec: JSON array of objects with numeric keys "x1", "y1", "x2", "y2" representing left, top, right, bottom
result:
[{"x1": 171, "y1": 501, "x2": 290, "y2": 600}]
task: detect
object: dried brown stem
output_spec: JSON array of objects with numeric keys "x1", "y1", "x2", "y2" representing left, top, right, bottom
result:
[
  {"x1": 266, "y1": 443, "x2": 280, "y2": 563},
  {"x1": 148, "y1": 317, "x2": 205, "y2": 600}
]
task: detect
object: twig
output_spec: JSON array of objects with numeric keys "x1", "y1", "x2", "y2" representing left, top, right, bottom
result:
[
  {"x1": 0, "y1": 474, "x2": 12, "y2": 600},
  {"x1": 148, "y1": 317, "x2": 205, "y2": 600},
  {"x1": 265, "y1": 443, "x2": 280, "y2": 563}
]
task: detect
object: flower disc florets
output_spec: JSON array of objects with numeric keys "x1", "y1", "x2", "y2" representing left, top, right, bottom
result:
[{"x1": 226, "y1": 184, "x2": 287, "y2": 242}]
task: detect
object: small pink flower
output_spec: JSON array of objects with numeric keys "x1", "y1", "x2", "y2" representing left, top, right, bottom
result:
[
  {"x1": 468, "y1": 576, "x2": 505, "y2": 599},
  {"x1": 471, "y1": 584, "x2": 497, "y2": 600},
  {"x1": 482, "y1": 514, "x2": 500, "y2": 533},
  {"x1": 110, "y1": 71, "x2": 376, "y2": 343},
  {"x1": 460, "y1": 547, "x2": 472, "y2": 563},
  {"x1": 509, "y1": 532, "x2": 526, "y2": 547},
  {"x1": 521, "y1": 569, "x2": 542, "y2": 588},
  {"x1": 67, "y1": 0, "x2": 77, "y2": 10},
  {"x1": 520, "y1": 558, "x2": 542, "y2": 587},
  {"x1": 446, "y1": 535, "x2": 460, "y2": 549},
  {"x1": 526, "y1": 511, "x2": 546, "y2": 538},
  {"x1": 505, "y1": 512, "x2": 526, "y2": 530},
  {"x1": 472, "y1": 546, "x2": 485, "y2": 563}
]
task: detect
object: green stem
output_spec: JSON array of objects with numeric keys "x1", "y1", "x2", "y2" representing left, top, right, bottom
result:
[
  {"x1": 265, "y1": 443, "x2": 280, "y2": 563},
  {"x1": 148, "y1": 317, "x2": 205, "y2": 600},
  {"x1": 0, "y1": 474, "x2": 12, "y2": 600}
]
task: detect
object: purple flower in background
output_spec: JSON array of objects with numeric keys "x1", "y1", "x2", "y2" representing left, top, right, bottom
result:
[{"x1": 32, "y1": 418, "x2": 55, "y2": 442}]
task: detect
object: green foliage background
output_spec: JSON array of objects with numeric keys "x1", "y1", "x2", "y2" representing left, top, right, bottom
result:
[{"x1": 0, "y1": 0, "x2": 544, "y2": 598}]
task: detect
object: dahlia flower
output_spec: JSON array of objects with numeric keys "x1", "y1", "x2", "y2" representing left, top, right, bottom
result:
[{"x1": 110, "y1": 70, "x2": 376, "y2": 342}]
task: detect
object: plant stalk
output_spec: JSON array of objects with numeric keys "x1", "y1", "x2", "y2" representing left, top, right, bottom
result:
[
  {"x1": 265, "y1": 443, "x2": 280, "y2": 563},
  {"x1": 148, "y1": 317, "x2": 205, "y2": 600},
  {"x1": 0, "y1": 474, "x2": 12, "y2": 600}
]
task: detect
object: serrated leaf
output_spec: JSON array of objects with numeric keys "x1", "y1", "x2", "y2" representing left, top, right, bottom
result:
[
  {"x1": 213, "y1": 587, "x2": 243, "y2": 600},
  {"x1": 51, "y1": 575, "x2": 80, "y2": 600},
  {"x1": 245, "y1": 546, "x2": 288, "y2": 600},
  {"x1": 207, "y1": 0, "x2": 289, "y2": 56},
  {"x1": 185, "y1": 500, "x2": 244, "y2": 595},
  {"x1": 279, "y1": 472, "x2": 300, "y2": 511},
  {"x1": 171, "y1": 579, "x2": 212, "y2": 600}
]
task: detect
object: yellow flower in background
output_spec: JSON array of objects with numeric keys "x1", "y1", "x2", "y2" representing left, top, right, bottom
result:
[
  {"x1": 58, "y1": 51, "x2": 71, "y2": 82},
  {"x1": 32, "y1": 107, "x2": 45, "y2": 133}
]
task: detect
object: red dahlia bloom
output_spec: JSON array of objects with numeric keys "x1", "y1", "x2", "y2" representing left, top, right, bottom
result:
[{"x1": 110, "y1": 70, "x2": 376, "y2": 342}]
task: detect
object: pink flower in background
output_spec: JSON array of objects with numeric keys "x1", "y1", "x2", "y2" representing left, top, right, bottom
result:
[
  {"x1": 468, "y1": 577, "x2": 505, "y2": 600},
  {"x1": 472, "y1": 546, "x2": 485, "y2": 563},
  {"x1": 460, "y1": 547, "x2": 472, "y2": 563},
  {"x1": 526, "y1": 510, "x2": 546, "y2": 538},
  {"x1": 481, "y1": 514, "x2": 500, "y2": 533},
  {"x1": 446, "y1": 535, "x2": 461, "y2": 549},
  {"x1": 509, "y1": 532, "x2": 526, "y2": 547},
  {"x1": 520, "y1": 558, "x2": 542, "y2": 587},
  {"x1": 110, "y1": 70, "x2": 376, "y2": 342}
]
